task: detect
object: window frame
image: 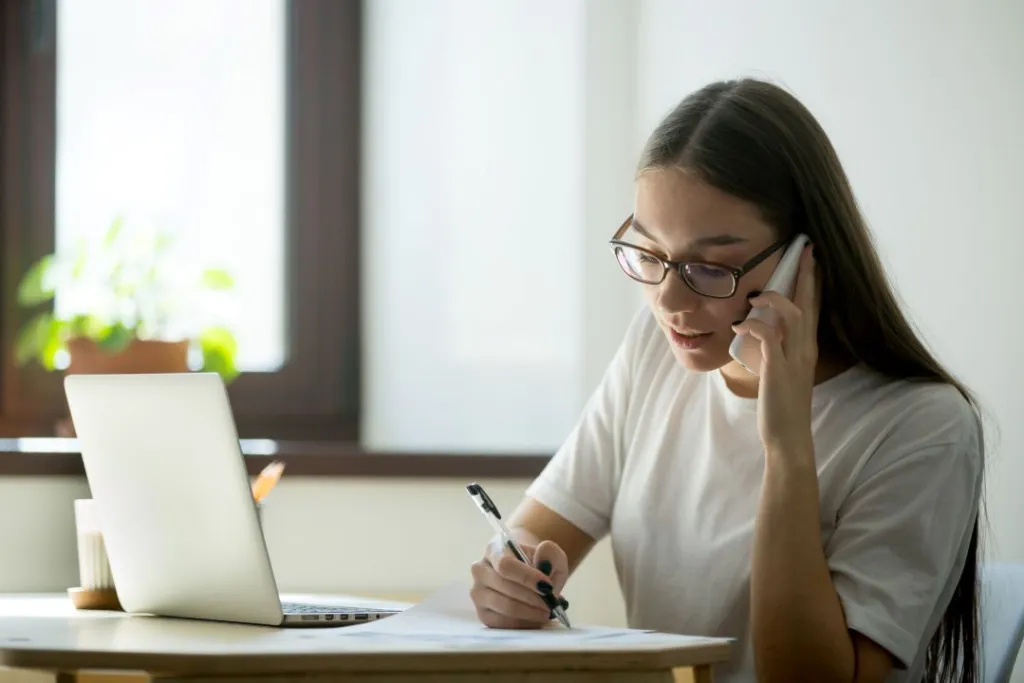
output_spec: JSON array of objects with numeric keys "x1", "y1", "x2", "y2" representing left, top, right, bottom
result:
[
  {"x1": 0, "y1": 0, "x2": 362, "y2": 441},
  {"x1": 0, "y1": 437, "x2": 551, "y2": 478}
]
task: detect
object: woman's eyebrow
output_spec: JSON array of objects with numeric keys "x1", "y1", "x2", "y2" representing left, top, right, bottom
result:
[{"x1": 631, "y1": 218, "x2": 749, "y2": 249}]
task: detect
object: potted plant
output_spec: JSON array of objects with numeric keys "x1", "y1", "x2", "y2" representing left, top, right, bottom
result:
[{"x1": 13, "y1": 217, "x2": 240, "y2": 434}]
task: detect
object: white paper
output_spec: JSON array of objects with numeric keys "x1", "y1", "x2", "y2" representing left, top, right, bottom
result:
[{"x1": 330, "y1": 581, "x2": 730, "y2": 650}]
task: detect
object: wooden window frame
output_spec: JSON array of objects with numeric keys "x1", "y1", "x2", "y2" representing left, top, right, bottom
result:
[{"x1": 0, "y1": 0, "x2": 362, "y2": 442}]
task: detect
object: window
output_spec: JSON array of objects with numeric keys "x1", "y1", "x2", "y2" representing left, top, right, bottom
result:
[
  {"x1": 2, "y1": 0, "x2": 639, "y2": 458},
  {"x1": 359, "y1": 0, "x2": 590, "y2": 453},
  {"x1": 1, "y1": 0, "x2": 361, "y2": 440},
  {"x1": 56, "y1": 0, "x2": 287, "y2": 373}
]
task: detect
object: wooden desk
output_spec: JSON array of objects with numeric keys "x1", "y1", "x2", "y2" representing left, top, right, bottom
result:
[{"x1": 0, "y1": 594, "x2": 730, "y2": 683}]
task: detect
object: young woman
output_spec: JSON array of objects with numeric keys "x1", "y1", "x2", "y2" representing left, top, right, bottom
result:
[{"x1": 468, "y1": 78, "x2": 984, "y2": 683}]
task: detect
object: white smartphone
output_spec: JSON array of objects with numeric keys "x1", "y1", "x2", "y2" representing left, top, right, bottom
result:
[{"x1": 728, "y1": 233, "x2": 810, "y2": 375}]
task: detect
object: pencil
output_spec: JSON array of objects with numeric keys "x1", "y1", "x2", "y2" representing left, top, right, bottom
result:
[{"x1": 252, "y1": 461, "x2": 285, "y2": 503}]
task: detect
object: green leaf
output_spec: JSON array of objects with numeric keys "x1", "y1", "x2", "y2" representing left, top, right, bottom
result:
[
  {"x1": 96, "y1": 323, "x2": 134, "y2": 353},
  {"x1": 71, "y1": 240, "x2": 89, "y2": 279},
  {"x1": 16, "y1": 255, "x2": 55, "y2": 306},
  {"x1": 69, "y1": 314, "x2": 92, "y2": 338},
  {"x1": 200, "y1": 268, "x2": 234, "y2": 290},
  {"x1": 69, "y1": 314, "x2": 116, "y2": 342},
  {"x1": 154, "y1": 232, "x2": 176, "y2": 252},
  {"x1": 14, "y1": 311, "x2": 58, "y2": 367},
  {"x1": 198, "y1": 326, "x2": 239, "y2": 382},
  {"x1": 103, "y1": 216, "x2": 125, "y2": 247},
  {"x1": 40, "y1": 333, "x2": 63, "y2": 371}
]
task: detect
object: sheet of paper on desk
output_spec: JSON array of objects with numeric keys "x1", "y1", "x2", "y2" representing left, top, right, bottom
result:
[{"x1": 331, "y1": 581, "x2": 727, "y2": 649}]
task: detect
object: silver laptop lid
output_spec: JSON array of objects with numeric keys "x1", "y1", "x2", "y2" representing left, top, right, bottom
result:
[{"x1": 65, "y1": 372, "x2": 285, "y2": 626}]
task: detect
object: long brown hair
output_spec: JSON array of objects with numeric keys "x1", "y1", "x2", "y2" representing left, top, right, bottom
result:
[{"x1": 639, "y1": 78, "x2": 983, "y2": 683}]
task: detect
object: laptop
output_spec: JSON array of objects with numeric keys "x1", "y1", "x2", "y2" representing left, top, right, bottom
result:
[{"x1": 64, "y1": 371, "x2": 402, "y2": 628}]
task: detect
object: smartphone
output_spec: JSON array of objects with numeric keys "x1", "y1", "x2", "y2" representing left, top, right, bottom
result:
[{"x1": 728, "y1": 233, "x2": 810, "y2": 375}]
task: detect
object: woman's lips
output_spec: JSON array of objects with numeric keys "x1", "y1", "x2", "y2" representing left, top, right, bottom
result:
[{"x1": 669, "y1": 328, "x2": 712, "y2": 349}]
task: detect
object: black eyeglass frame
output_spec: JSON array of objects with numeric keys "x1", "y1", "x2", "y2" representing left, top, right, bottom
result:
[{"x1": 608, "y1": 214, "x2": 789, "y2": 299}]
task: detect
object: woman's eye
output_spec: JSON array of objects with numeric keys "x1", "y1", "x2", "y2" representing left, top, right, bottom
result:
[
  {"x1": 637, "y1": 254, "x2": 660, "y2": 264},
  {"x1": 690, "y1": 264, "x2": 729, "y2": 278}
]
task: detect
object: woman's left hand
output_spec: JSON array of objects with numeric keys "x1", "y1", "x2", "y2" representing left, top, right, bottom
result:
[{"x1": 732, "y1": 244, "x2": 820, "y2": 458}]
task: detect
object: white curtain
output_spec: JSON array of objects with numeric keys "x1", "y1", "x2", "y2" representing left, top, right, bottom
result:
[{"x1": 361, "y1": 0, "x2": 640, "y2": 452}]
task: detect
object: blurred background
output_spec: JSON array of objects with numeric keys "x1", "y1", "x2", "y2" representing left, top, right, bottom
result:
[{"x1": 0, "y1": 0, "x2": 1021, "y2": 672}]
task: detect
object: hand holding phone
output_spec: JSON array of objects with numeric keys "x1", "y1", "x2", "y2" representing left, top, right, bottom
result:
[{"x1": 728, "y1": 234, "x2": 810, "y2": 375}]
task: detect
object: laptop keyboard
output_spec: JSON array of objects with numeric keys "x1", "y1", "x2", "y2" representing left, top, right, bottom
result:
[{"x1": 281, "y1": 602, "x2": 393, "y2": 614}]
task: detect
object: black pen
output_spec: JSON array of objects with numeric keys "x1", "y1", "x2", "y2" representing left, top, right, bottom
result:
[{"x1": 466, "y1": 482, "x2": 571, "y2": 628}]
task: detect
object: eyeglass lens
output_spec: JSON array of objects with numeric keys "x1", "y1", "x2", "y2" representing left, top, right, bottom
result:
[{"x1": 614, "y1": 244, "x2": 735, "y2": 297}]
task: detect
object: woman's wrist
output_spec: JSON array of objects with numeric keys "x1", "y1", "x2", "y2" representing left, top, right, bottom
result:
[
  {"x1": 763, "y1": 432, "x2": 816, "y2": 468},
  {"x1": 761, "y1": 440, "x2": 820, "y2": 510}
]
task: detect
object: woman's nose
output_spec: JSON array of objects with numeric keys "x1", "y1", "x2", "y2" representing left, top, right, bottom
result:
[{"x1": 656, "y1": 271, "x2": 701, "y2": 316}]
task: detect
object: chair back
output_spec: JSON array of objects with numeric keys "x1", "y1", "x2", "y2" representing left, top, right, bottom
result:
[{"x1": 981, "y1": 563, "x2": 1024, "y2": 683}]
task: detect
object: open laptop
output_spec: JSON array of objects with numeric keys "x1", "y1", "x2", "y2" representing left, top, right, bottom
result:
[{"x1": 64, "y1": 371, "x2": 402, "y2": 628}]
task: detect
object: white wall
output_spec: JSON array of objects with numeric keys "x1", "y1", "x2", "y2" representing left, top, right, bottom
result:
[
  {"x1": 0, "y1": 477, "x2": 627, "y2": 628},
  {"x1": 636, "y1": 0, "x2": 1024, "y2": 677},
  {"x1": 638, "y1": 0, "x2": 1023, "y2": 563}
]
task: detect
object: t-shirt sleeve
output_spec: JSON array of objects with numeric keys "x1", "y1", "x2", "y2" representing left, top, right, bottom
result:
[
  {"x1": 523, "y1": 306, "x2": 654, "y2": 541},
  {"x1": 825, "y1": 387, "x2": 984, "y2": 670}
]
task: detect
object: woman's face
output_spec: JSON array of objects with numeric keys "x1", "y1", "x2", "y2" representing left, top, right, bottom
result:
[{"x1": 631, "y1": 168, "x2": 784, "y2": 373}]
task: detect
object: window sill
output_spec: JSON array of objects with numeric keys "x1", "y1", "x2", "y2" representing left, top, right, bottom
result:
[{"x1": 0, "y1": 438, "x2": 551, "y2": 478}]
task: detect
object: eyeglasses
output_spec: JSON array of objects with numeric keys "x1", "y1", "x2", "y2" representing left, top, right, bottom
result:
[{"x1": 609, "y1": 214, "x2": 787, "y2": 299}]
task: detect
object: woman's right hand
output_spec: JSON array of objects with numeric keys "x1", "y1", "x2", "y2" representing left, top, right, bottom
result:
[{"x1": 469, "y1": 538, "x2": 570, "y2": 629}]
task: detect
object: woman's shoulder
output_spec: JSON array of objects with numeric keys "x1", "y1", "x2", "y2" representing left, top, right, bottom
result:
[
  {"x1": 815, "y1": 368, "x2": 984, "y2": 513},
  {"x1": 833, "y1": 365, "x2": 983, "y2": 460}
]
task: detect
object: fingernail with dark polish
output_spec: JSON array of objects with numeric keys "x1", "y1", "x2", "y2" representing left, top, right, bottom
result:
[
  {"x1": 747, "y1": 290, "x2": 761, "y2": 299},
  {"x1": 537, "y1": 560, "x2": 552, "y2": 576},
  {"x1": 732, "y1": 319, "x2": 745, "y2": 326},
  {"x1": 537, "y1": 580, "x2": 553, "y2": 594}
]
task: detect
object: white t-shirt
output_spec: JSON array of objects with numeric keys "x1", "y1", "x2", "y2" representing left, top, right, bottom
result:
[{"x1": 526, "y1": 307, "x2": 982, "y2": 683}]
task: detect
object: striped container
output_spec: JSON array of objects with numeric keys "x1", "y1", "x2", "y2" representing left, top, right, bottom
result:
[{"x1": 74, "y1": 499, "x2": 115, "y2": 591}]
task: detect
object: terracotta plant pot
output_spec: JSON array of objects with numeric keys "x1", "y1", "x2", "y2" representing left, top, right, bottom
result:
[
  {"x1": 56, "y1": 338, "x2": 191, "y2": 436},
  {"x1": 65, "y1": 338, "x2": 190, "y2": 375}
]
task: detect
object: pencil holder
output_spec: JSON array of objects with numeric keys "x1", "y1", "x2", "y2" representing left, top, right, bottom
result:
[
  {"x1": 69, "y1": 498, "x2": 122, "y2": 610},
  {"x1": 74, "y1": 498, "x2": 114, "y2": 590}
]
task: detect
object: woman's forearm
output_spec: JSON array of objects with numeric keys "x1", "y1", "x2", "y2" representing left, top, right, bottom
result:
[{"x1": 751, "y1": 445, "x2": 854, "y2": 683}]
